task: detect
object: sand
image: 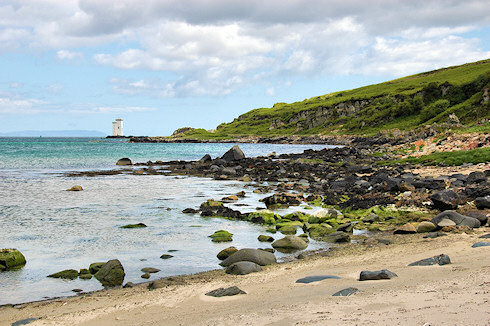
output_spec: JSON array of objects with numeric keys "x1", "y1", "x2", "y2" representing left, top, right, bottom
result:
[{"x1": 1, "y1": 229, "x2": 489, "y2": 326}]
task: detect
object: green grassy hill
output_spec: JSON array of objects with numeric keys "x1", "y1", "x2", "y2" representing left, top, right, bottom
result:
[{"x1": 176, "y1": 59, "x2": 490, "y2": 139}]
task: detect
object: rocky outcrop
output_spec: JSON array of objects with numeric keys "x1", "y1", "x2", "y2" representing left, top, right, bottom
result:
[{"x1": 221, "y1": 145, "x2": 245, "y2": 161}]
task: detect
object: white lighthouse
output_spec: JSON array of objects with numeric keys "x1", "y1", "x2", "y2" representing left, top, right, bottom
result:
[{"x1": 112, "y1": 118, "x2": 123, "y2": 136}]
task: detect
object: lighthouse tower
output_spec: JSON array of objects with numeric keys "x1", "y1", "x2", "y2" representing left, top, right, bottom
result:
[{"x1": 112, "y1": 118, "x2": 123, "y2": 136}]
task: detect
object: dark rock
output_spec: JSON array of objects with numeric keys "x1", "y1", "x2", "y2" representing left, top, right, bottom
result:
[
  {"x1": 220, "y1": 248, "x2": 277, "y2": 267},
  {"x1": 225, "y1": 261, "x2": 262, "y2": 275},
  {"x1": 199, "y1": 154, "x2": 212, "y2": 163},
  {"x1": 323, "y1": 231, "x2": 350, "y2": 243},
  {"x1": 11, "y1": 318, "x2": 39, "y2": 326},
  {"x1": 116, "y1": 158, "x2": 132, "y2": 166},
  {"x1": 423, "y1": 232, "x2": 447, "y2": 239},
  {"x1": 66, "y1": 185, "x2": 83, "y2": 191},
  {"x1": 465, "y1": 211, "x2": 488, "y2": 226},
  {"x1": 123, "y1": 282, "x2": 135, "y2": 288},
  {"x1": 47, "y1": 269, "x2": 79, "y2": 280},
  {"x1": 430, "y1": 190, "x2": 460, "y2": 210},
  {"x1": 295, "y1": 275, "x2": 341, "y2": 284},
  {"x1": 475, "y1": 196, "x2": 490, "y2": 209},
  {"x1": 272, "y1": 235, "x2": 308, "y2": 250},
  {"x1": 262, "y1": 193, "x2": 302, "y2": 208},
  {"x1": 72, "y1": 288, "x2": 83, "y2": 293},
  {"x1": 472, "y1": 242, "x2": 490, "y2": 248},
  {"x1": 479, "y1": 233, "x2": 490, "y2": 239},
  {"x1": 0, "y1": 248, "x2": 26, "y2": 271},
  {"x1": 141, "y1": 273, "x2": 150, "y2": 279},
  {"x1": 359, "y1": 269, "x2": 397, "y2": 281},
  {"x1": 332, "y1": 287, "x2": 359, "y2": 297},
  {"x1": 94, "y1": 259, "x2": 125, "y2": 287},
  {"x1": 89, "y1": 262, "x2": 106, "y2": 274},
  {"x1": 205, "y1": 286, "x2": 246, "y2": 297},
  {"x1": 217, "y1": 246, "x2": 238, "y2": 260},
  {"x1": 120, "y1": 223, "x2": 147, "y2": 229},
  {"x1": 408, "y1": 254, "x2": 451, "y2": 266},
  {"x1": 182, "y1": 208, "x2": 199, "y2": 214},
  {"x1": 221, "y1": 145, "x2": 245, "y2": 162},
  {"x1": 141, "y1": 267, "x2": 160, "y2": 273},
  {"x1": 160, "y1": 254, "x2": 174, "y2": 259},
  {"x1": 258, "y1": 235, "x2": 274, "y2": 242},
  {"x1": 467, "y1": 171, "x2": 486, "y2": 184},
  {"x1": 430, "y1": 210, "x2": 481, "y2": 228}
]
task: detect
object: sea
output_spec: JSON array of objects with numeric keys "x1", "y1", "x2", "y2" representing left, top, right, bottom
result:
[{"x1": 0, "y1": 137, "x2": 337, "y2": 305}]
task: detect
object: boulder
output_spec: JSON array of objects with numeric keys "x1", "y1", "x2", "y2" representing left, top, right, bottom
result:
[
  {"x1": 94, "y1": 259, "x2": 125, "y2": 287},
  {"x1": 221, "y1": 145, "x2": 245, "y2": 161},
  {"x1": 258, "y1": 235, "x2": 274, "y2": 242},
  {"x1": 431, "y1": 190, "x2": 460, "y2": 210},
  {"x1": 430, "y1": 210, "x2": 481, "y2": 229},
  {"x1": 199, "y1": 154, "x2": 212, "y2": 163},
  {"x1": 307, "y1": 224, "x2": 333, "y2": 238},
  {"x1": 359, "y1": 269, "x2": 397, "y2": 281},
  {"x1": 416, "y1": 221, "x2": 437, "y2": 233},
  {"x1": 47, "y1": 269, "x2": 79, "y2": 280},
  {"x1": 475, "y1": 196, "x2": 490, "y2": 209},
  {"x1": 205, "y1": 286, "x2": 246, "y2": 297},
  {"x1": 0, "y1": 249, "x2": 26, "y2": 271},
  {"x1": 66, "y1": 185, "x2": 83, "y2": 191},
  {"x1": 225, "y1": 261, "x2": 262, "y2": 275},
  {"x1": 312, "y1": 208, "x2": 338, "y2": 220},
  {"x1": 332, "y1": 287, "x2": 359, "y2": 297},
  {"x1": 278, "y1": 225, "x2": 298, "y2": 235},
  {"x1": 408, "y1": 254, "x2": 451, "y2": 266},
  {"x1": 116, "y1": 158, "x2": 132, "y2": 166},
  {"x1": 217, "y1": 247, "x2": 238, "y2": 260},
  {"x1": 89, "y1": 262, "x2": 106, "y2": 274},
  {"x1": 272, "y1": 235, "x2": 308, "y2": 250},
  {"x1": 220, "y1": 248, "x2": 277, "y2": 267}
]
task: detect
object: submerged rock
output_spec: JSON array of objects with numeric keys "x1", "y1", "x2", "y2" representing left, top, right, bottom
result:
[
  {"x1": 205, "y1": 286, "x2": 246, "y2": 297},
  {"x1": 94, "y1": 259, "x2": 125, "y2": 287},
  {"x1": 47, "y1": 269, "x2": 79, "y2": 280},
  {"x1": 66, "y1": 185, "x2": 83, "y2": 191},
  {"x1": 141, "y1": 267, "x2": 160, "y2": 273},
  {"x1": 332, "y1": 287, "x2": 359, "y2": 297},
  {"x1": 0, "y1": 248, "x2": 26, "y2": 271},
  {"x1": 209, "y1": 230, "x2": 233, "y2": 242},
  {"x1": 120, "y1": 223, "x2": 147, "y2": 229},
  {"x1": 226, "y1": 261, "x2": 262, "y2": 275},
  {"x1": 160, "y1": 254, "x2": 174, "y2": 259},
  {"x1": 220, "y1": 248, "x2": 277, "y2": 267}
]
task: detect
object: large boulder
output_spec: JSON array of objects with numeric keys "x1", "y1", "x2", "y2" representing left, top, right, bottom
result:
[
  {"x1": 221, "y1": 145, "x2": 245, "y2": 162},
  {"x1": 272, "y1": 235, "x2": 308, "y2": 250},
  {"x1": 475, "y1": 196, "x2": 490, "y2": 209},
  {"x1": 0, "y1": 249, "x2": 26, "y2": 271},
  {"x1": 94, "y1": 259, "x2": 125, "y2": 287},
  {"x1": 116, "y1": 158, "x2": 132, "y2": 166},
  {"x1": 430, "y1": 210, "x2": 481, "y2": 229},
  {"x1": 430, "y1": 190, "x2": 460, "y2": 211},
  {"x1": 220, "y1": 248, "x2": 277, "y2": 267},
  {"x1": 225, "y1": 262, "x2": 262, "y2": 275}
]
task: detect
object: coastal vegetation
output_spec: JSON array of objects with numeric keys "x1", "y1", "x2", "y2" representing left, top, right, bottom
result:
[{"x1": 171, "y1": 59, "x2": 490, "y2": 140}]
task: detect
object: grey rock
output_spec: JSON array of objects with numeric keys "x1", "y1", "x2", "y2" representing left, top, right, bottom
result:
[
  {"x1": 359, "y1": 269, "x2": 397, "y2": 281},
  {"x1": 430, "y1": 210, "x2": 481, "y2": 228},
  {"x1": 465, "y1": 211, "x2": 488, "y2": 226},
  {"x1": 431, "y1": 190, "x2": 460, "y2": 210},
  {"x1": 479, "y1": 233, "x2": 490, "y2": 239},
  {"x1": 141, "y1": 267, "x2": 160, "y2": 273},
  {"x1": 11, "y1": 318, "x2": 39, "y2": 326},
  {"x1": 475, "y1": 196, "x2": 490, "y2": 209},
  {"x1": 272, "y1": 235, "x2": 308, "y2": 250},
  {"x1": 205, "y1": 286, "x2": 246, "y2": 297},
  {"x1": 225, "y1": 261, "x2": 262, "y2": 275},
  {"x1": 160, "y1": 254, "x2": 174, "y2": 259},
  {"x1": 408, "y1": 254, "x2": 451, "y2": 266},
  {"x1": 332, "y1": 287, "x2": 359, "y2": 297},
  {"x1": 199, "y1": 154, "x2": 212, "y2": 163},
  {"x1": 296, "y1": 275, "x2": 341, "y2": 284},
  {"x1": 472, "y1": 242, "x2": 490, "y2": 248},
  {"x1": 220, "y1": 248, "x2": 277, "y2": 267},
  {"x1": 423, "y1": 232, "x2": 447, "y2": 239},
  {"x1": 221, "y1": 145, "x2": 245, "y2": 162}
]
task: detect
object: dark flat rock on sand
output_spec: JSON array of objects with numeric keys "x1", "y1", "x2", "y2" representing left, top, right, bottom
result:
[
  {"x1": 408, "y1": 254, "x2": 451, "y2": 266},
  {"x1": 479, "y1": 233, "x2": 490, "y2": 239},
  {"x1": 359, "y1": 269, "x2": 397, "y2": 281},
  {"x1": 472, "y1": 242, "x2": 490, "y2": 248},
  {"x1": 11, "y1": 318, "x2": 39, "y2": 326},
  {"x1": 296, "y1": 275, "x2": 341, "y2": 284},
  {"x1": 332, "y1": 287, "x2": 360, "y2": 297},
  {"x1": 205, "y1": 286, "x2": 246, "y2": 297}
]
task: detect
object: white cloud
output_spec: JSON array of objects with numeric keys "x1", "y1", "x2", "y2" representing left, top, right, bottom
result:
[
  {"x1": 0, "y1": 96, "x2": 47, "y2": 114},
  {"x1": 56, "y1": 50, "x2": 83, "y2": 60},
  {"x1": 88, "y1": 106, "x2": 157, "y2": 114}
]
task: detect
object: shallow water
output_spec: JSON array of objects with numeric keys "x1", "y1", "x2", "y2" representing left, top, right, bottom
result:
[{"x1": 0, "y1": 138, "x2": 337, "y2": 305}]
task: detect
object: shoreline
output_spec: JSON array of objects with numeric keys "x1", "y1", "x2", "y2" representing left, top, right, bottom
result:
[{"x1": 2, "y1": 229, "x2": 489, "y2": 325}]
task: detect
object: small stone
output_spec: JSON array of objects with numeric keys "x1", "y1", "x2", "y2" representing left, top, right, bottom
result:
[
  {"x1": 116, "y1": 158, "x2": 132, "y2": 166},
  {"x1": 332, "y1": 287, "x2": 359, "y2": 297},
  {"x1": 72, "y1": 288, "x2": 83, "y2": 293},
  {"x1": 141, "y1": 273, "x2": 150, "y2": 279},
  {"x1": 141, "y1": 267, "x2": 160, "y2": 273},
  {"x1": 205, "y1": 286, "x2": 246, "y2": 297},
  {"x1": 295, "y1": 275, "x2": 341, "y2": 284},
  {"x1": 123, "y1": 282, "x2": 135, "y2": 288},
  {"x1": 160, "y1": 254, "x2": 174, "y2": 259},
  {"x1": 258, "y1": 235, "x2": 274, "y2": 242},
  {"x1": 359, "y1": 269, "x2": 397, "y2": 281},
  {"x1": 11, "y1": 318, "x2": 39, "y2": 326},
  {"x1": 120, "y1": 223, "x2": 147, "y2": 229}
]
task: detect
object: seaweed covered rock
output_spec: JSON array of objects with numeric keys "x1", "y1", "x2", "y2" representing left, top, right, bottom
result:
[
  {"x1": 94, "y1": 259, "x2": 125, "y2": 287},
  {"x1": 262, "y1": 193, "x2": 303, "y2": 208},
  {"x1": 0, "y1": 249, "x2": 26, "y2": 271},
  {"x1": 47, "y1": 269, "x2": 79, "y2": 280},
  {"x1": 209, "y1": 230, "x2": 233, "y2": 243},
  {"x1": 89, "y1": 262, "x2": 106, "y2": 274},
  {"x1": 247, "y1": 210, "x2": 279, "y2": 224},
  {"x1": 217, "y1": 246, "x2": 238, "y2": 260},
  {"x1": 66, "y1": 185, "x2": 83, "y2": 191},
  {"x1": 272, "y1": 235, "x2": 308, "y2": 250},
  {"x1": 120, "y1": 223, "x2": 147, "y2": 229}
]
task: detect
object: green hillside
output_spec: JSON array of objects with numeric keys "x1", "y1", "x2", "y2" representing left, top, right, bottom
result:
[{"x1": 176, "y1": 59, "x2": 490, "y2": 139}]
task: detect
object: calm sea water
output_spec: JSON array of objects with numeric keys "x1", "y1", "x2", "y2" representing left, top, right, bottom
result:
[{"x1": 0, "y1": 137, "x2": 336, "y2": 305}]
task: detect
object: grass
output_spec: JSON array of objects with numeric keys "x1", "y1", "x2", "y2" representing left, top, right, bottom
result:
[
  {"x1": 173, "y1": 59, "x2": 490, "y2": 139},
  {"x1": 378, "y1": 147, "x2": 490, "y2": 166}
]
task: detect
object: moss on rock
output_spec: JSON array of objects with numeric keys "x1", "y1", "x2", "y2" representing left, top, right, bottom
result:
[
  {"x1": 0, "y1": 249, "x2": 26, "y2": 271},
  {"x1": 48, "y1": 269, "x2": 79, "y2": 280}
]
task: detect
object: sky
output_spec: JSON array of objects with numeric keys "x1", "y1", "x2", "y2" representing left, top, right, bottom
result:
[{"x1": 0, "y1": 0, "x2": 489, "y2": 136}]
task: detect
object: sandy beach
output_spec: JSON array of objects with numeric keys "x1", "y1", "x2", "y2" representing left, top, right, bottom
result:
[{"x1": 2, "y1": 228, "x2": 489, "y2": 326}]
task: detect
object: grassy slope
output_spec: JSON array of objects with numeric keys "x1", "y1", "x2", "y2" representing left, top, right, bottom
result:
[{"x1": 176, "y1": 59, "x2": 490, "y2": 140}]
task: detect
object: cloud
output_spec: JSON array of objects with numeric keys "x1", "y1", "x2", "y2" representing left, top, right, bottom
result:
[
  {"x1": 0, "y1": 96, "x2": 47, "y2": 114},
  {"x1": 56, "y1": 50, "x2": 84, "y2": 60},
  {"x1": 85, "y1": 106, "x2": 157, "y2": 114}
]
